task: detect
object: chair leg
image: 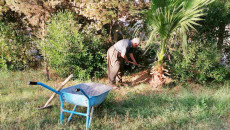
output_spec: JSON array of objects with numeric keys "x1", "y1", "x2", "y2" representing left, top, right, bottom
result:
[
  {"x1": 86, "y1": 106, "x2": 91, "y2": 129},
  {"x1": 68, "y1": 104, "x2": 78, "y2": 122},
  {"x1": 88, "y1": 107, "x2": 94, "y2": 128}
]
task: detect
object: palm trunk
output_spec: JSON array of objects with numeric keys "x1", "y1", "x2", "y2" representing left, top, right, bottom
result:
[
  {"x1": 150, "y1": 38, "x2": 167, "y2": 88},
  {"x1": 157, "y1": 38, "x2": 167, "y2": 73}
]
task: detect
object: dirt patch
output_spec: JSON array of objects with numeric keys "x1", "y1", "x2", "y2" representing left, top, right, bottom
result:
[
  {"x1": 99, "y1": 69, "x2": 152, "y2": 87},
  {"x1": 99, "y1": 69, "x2": 172, "y2": 96},
  {"x1": 122, "y1": 69, "x2": 152, "y2": 87},
  {"x1": 99, "y1": 69, "x2": 174, "y2": 88}
]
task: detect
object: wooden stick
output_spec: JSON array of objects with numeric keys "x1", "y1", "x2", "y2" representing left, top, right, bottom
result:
[
  {"x1": 127, "y1": 61, "x2": 145, "y2": 68},
  {"x1": 42, "y1": 74, "x2": 73, "y2": 108}
]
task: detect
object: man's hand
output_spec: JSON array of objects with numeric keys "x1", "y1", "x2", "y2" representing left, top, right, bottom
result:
[
  {"x1": 129, "y1": 53, "x2": 137, "y2": 65},
  {"x1": 122, "y1": 55, "x2": 129, "y2": 62},
  {"x1": 123, "y1": 54, "x2": 138, "y2": 66},
  {"x1": 133, "y1": 61, "x2": 137, "y2": 66}
]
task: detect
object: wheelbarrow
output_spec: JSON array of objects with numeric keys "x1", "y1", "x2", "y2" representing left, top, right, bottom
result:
[{"x1": 28, "y1": 81, "x2": 112, "y2": 129}]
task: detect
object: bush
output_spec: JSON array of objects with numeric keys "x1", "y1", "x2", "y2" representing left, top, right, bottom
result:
[
  {"x1": 195, "y1": 0, "x2": 230, "y2": 66},
  {"x1": 196, "y1": 0, "x2": 230, "y2": 42},
  {"x1": 122, "y1": 45, "x2": 156, "y2": 75},
  {"x1": 168, "y1": 41, "x2": 230, "y2": 83},
  {"x1": 0, "y1": 22, "x2": 35, "y2": 70},
  {"x1": 40, "y1": 11, "x2": 107, "y2": 80}
]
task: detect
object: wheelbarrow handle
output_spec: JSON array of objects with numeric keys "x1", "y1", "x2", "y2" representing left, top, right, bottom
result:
[
  {"x1": 28, "y1": 81, "x2": 37, "y2": 85},
  {"x1": 76, "y1": 88, "x2": 89, "y2": 99},
  {"x1": 28, "y1": 81, "x2": 60, "y2": 95}
]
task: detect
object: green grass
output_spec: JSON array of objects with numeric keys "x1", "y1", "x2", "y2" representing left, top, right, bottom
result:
[{"x1": 0, "y1": 70, "x2": 230, "y2": 129}]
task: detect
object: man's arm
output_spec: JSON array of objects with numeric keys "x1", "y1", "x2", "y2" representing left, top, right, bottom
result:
[
  {"x1": 121, "y1": 55, "x2": 129, "y2": 62},
  {"x1": 129, "y1": 53, "x2": 137, "y2": 65}
]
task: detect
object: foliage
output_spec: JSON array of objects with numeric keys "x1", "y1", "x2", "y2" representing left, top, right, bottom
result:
[
  {"x1": 74, "y1": 1, "x2": 140, "y2": 29},
  {"x1": 5, "y1": 0, "x2": 64, "y2": 26},
  {"x1": 73, "y1": 0, "x2": 149, "y2": 42},
  {"x1": 3, "y1": 0, "x2": 69, "y2": 80},
  {"x1": 145, "y1": 0, "x2": 213, "y2": 67},
  {"x1": 75, "y1": 1, "x2": 121, "y2": 30},
  {"x1": 194, "y1": 0, "x2": 230, "y2": 66},
  {"x1": 39, "y1": 11, "x2": 107, "y2": 80},
  {"x1": 168, "y1": 41, "x2": 230, "y2": 83},
  {"x1": 144, "y1": 0, "x2": 213, "y2": 87},
  {"x1": 123, "y1": 45, "x2": 156, "y2": 75},
  {"x1": 195, "y1": 0, "x2": 230, "y2": 42},
  {"x1": 0, "y1": 0, "x2": 8, "y2": 20},
  {"x1": 3, "y1": 0, "x2": 147, "y2": 41},
  {"x1": 0, "y1": 22, "x2": 35, "y2": 70},
  {"x1": 1, "y1": 0, "x2": 149, "y2": 80}
]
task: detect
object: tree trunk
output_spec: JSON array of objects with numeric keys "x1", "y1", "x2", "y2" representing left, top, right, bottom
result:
[
  {"x1": 44, "y1": 57, "x2": 50, "y2": 81},
  {"x1": 217, "y1": 23, "x2": 225, "y2": 52},
  {"x1": 41, "y1": 18, "x2": 50, "y2": 80},
  {"x1": 109, "y1": 22, "x2": 113, "y2": 44}
]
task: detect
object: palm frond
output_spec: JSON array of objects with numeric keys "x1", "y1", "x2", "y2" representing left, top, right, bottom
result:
[{"x1": 145, "y1": 0, "x2": 214, "y2": 63}]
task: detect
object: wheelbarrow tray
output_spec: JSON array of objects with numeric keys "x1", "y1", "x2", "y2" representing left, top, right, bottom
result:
[{"x1": 60, "y1": 83, "x2": 112, "y2": 107}]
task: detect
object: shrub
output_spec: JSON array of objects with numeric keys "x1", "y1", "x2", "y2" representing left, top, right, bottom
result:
[
  {"x1": 40, "y1": 11, "x2": 107, "y2": 80},
  {"x1": 196, "y1": 0, "x2": 230, "y2": 42},
  {"x1": 122, "y1": 45, "x2": 156, "y2": 75},
  {"x1": 0, "y1": 22, "x2": 35, "y2": 70},
  {"x1": 195, "y1": 0, "x2": 230, "y2": 66},
  {"x1": 168, "y1": 41, "x2": 230, "y2": 83}
]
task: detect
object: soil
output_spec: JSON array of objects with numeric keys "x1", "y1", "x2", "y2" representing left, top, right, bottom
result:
[
  {"x1": 99, "y1": 69, "x2": 152, "y2": 87},
  {"x1": 122, "y1": 69, "x2": 152, "y2": 87}
]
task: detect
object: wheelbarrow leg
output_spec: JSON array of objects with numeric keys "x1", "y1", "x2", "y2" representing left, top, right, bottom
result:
[
  {"x1": 89, "y1": 107, "x2": 94, "y2": 128},
  {"x1": 59, "y1": 95, "x2": 64, "y2": 124},
  {"x1": 86, "y1": 105, "x2": 91, "y2": 129},
  {"x1": 68, "y1": 104, "x2": 78, "y2": 122}
]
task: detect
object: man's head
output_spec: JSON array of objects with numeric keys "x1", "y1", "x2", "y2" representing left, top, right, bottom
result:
[{"x1": 131, "y1": 38, "x2": 140, "y2": 48}]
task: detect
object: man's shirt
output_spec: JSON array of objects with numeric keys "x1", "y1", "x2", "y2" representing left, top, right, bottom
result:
[{"x1": 114, "y1": 39, "x2": 133, "y2": 57}]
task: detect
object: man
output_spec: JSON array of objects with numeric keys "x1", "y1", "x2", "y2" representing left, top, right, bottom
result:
[{"x1": 107, "y1": 38, "x2": 141, "y2": 88}]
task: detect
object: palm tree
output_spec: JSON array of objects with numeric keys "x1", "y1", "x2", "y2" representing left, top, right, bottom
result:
[{"x1": 145, "y1": 0, "x2": 213, "y2": 87}]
